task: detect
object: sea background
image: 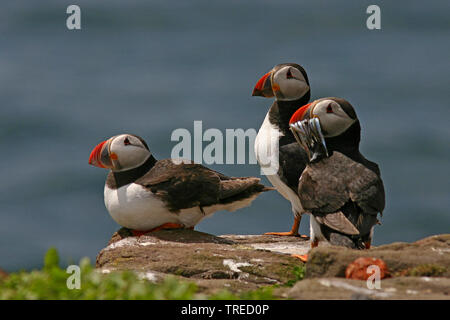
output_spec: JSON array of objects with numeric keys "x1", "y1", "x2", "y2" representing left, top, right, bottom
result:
[{"x1": 0, "y1": 1, "x2": 449, "y2": 271}]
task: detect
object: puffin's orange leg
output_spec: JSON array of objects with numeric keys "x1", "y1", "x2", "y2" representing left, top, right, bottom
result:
[
  {"x1": 150, "y1": 222, "x2": 184, "y2": 232},
  {"x1": 291, "y1": 254, "x2": 309, "y2": 263},
  {"x1": 264, "y1": 216, "x2": 309, "y2": 239},
  {"x1": 131, "y1": 223, "x2": 185, "y2": 236},
  {"x1": 291, "y1": 239, "x2": 319, "y2": 262},
  {"x1": 364, "y1": 240, "x2": 371, "y2": 249}
]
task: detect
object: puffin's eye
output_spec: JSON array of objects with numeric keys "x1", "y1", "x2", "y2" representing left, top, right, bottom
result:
[
  {"x1": 286, "y1": 68, "x2": 293, "y2": 79},
  {"x1": 124, "y1": 137, "x2": 131, "y2": 145},
  {"x1": 326, "y1": 104, "x2": 333, "y2": 113}
]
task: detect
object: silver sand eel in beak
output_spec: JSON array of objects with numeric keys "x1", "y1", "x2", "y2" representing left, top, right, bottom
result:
[{"x1": 290, "y1": 118, "x2": 328, "y2": 163}]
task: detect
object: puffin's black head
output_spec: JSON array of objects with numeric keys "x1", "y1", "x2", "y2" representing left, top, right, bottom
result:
[
  {"x1": 252, "y1": 63, "x2": 310, "y2": 102},
  {"x1": 289, "y1": 97, "x2": 359, "y2": 162}
]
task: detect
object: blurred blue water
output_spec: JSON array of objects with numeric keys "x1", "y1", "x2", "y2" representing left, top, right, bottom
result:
[{"x1": 0, "y1": 1, "x2": 449, "y2": 271}]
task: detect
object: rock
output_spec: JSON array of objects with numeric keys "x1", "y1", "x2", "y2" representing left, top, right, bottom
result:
[
  {"x1": 306, "y1": 234, "x2": 450, "y2": 278},
  {"x1": 96, "y1": 230, "x2": 450, "y2": 298},
  {"x1": 96, "y1": 228, "x2": 309, "y2": 295},
  {"x1": 288, "y1": 277, "x2": 450, "y2": 300}
]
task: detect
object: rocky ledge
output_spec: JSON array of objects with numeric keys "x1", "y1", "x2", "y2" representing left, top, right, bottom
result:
[{"x1": 96, "y1": 230, "x2": 450, "y2": 299}]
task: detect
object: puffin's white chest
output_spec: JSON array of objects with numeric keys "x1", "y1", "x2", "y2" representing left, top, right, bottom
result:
[
  {"x1": 255, "y1": 112, "x2": 303, "y2": 215},
  {"x1": 104, "y1": 183, "x2": 204, "y2": 230},
  {"x1": 255, "y1": 113, "x2": 282, "y2": 176}
]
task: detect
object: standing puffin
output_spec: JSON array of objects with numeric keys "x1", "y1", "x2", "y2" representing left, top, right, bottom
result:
[
  {"x1": 252, "y1": 63, "x2": 311, "y2": 238},
  {"x1": 289, "y1": 98, "x2": 385, "y2": 260},
  {"x1": 89, "y1": 134, "x2": 273, "y2": 235}
]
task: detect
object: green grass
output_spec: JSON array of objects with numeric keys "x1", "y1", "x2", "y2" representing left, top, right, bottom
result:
[
  {"x1": 1, "y1": 248, "x2": 198, "y2": 300},
  {"x1": 285, "y1": 265, "x2": 306, "y2": 287},
  {"x1": 398, "y1": 264, "x2": 447, "y2": 277},
  {"x1": 0, "y1": 248, "x2": 298, "y2": 300}
]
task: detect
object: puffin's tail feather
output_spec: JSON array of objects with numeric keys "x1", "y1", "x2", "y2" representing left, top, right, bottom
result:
[
  {"x1": 219, "y1": 177, "x2": 273, "y2": 200},
  {"x1": 328, "y1": 232, "x2": 366, "y2": 249}
]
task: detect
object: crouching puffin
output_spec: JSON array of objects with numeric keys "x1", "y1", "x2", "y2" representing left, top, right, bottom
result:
[
  {"x1": 252, "y1": 63, "x2": 311, "y2": 238},
  {"x1": 289, "y1": 98, "x2": 385, "y2": 261},
  {"x1": 89, "y1": 134, "x2": 273, "y2": 235}
]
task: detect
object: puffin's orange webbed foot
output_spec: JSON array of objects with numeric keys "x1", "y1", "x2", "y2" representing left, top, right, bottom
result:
[
  {"x1": 131, "y1": 223, "x2": 185, "y2": 237},
  {"x1": 291, "y1": 239, "x2": 319, "y2": 262},
  {"x1": 264, "y1": 216, "x2": 309, "y2": 239},
  {"x1": 291, "y1": 254, "x2": 308, "y2": 262},
  {"x1": 264, "y1": 231, "x2": 309, "y2": 239}
]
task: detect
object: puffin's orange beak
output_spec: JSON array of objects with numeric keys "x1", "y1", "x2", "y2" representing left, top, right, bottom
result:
[
  {"x1": 289, "y1": 102, "x2": 313, "y2": 124},
  {"x1": 252, "y1": 72, "x2": 274, "y2": 98},
  {"x1": 89, "y1": 140, "x2": 113, "y2": 169}
]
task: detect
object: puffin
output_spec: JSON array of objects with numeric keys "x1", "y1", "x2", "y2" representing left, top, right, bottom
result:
[
  {"x1": 89, "y1": 134, "x2": 273, "y2": 235},
  {"x1": 252, "y1": 63, "x2": 311, "y2": 238},
  {"x1": 289, "y1": 97, "x2": 385, "y2": 260}
]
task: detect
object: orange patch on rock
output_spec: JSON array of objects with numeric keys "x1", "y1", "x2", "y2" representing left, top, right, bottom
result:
[{"x1": 345, "y1": 257, "x2": 389, "y2": 280}]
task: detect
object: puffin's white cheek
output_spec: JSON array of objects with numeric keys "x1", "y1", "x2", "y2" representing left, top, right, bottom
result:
[
  {"x1": 276, "y1": 79, "x2": 309, "y2": 101},
  {"x1": 120, "y1": 148, "x2": 150, "y2": 168},
  {"x1": 320, "y1": 116, "x2": 354, "y2": 137}
]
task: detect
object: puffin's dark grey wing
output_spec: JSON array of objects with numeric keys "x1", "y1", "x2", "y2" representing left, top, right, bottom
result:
[
  {"x1": 136, "y1": 159, "x2": 271, "y2": 212},
  {"x1": 298, "y1": 152, "x2": 384, "y2": 235},
  {"x1": 348, "y1": 170, "x2": 385, "y2": 215},
  {"x1": 297, "y1": 161, "x2": 348, "y2": 213},
  {"x1": 278, "y1": 142, "x2": 309, "y2": 192},
  {"x1": 136, "y1": 159, "x2": 221, "y2": 211}
]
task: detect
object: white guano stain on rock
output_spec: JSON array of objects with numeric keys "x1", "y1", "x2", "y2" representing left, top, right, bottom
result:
[
  {"x1": 318, "y1": 279, "x2": 391, "y2": 298},
  {"x1": 406, "y1": 289, "x2": 419, "y2": 295},
  {"x1": 138, "y1": 271, "x2": 158, "y2": 282},
  {"x1": 263, "y1": 277, "x2": 279, "y2": 283},
  {"x1": 421, "y1": 277, "x2": 438, "y2": 282},
  {"x1": 105, "y1": 237, "x2": 160, "y2": 250},
  {"x1": 106, "y1": 237, "x2": 138, "y2": 250},
  {"x1": 139, "y1": 241, "x2": 156, "y2": 246},
  {"x1": 431, "y1": 247, "x2": 450, "y2": 255},
  {"x1": 250, "y1": 242, "x2": 309, "y2": 256},
  {"x1": 223, "y1": 259, "x2": 252, "y2": 273}
]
